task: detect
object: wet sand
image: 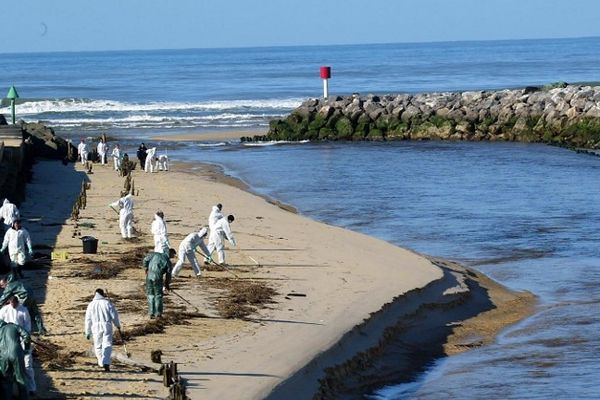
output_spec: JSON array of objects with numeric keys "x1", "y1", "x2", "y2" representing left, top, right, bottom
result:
[
  {"x1": 151, "y1": 129, "x2": 265, "y2": 142},
  {"x1": 17, "y1": 158, "x2": 535, "y2": 399}
]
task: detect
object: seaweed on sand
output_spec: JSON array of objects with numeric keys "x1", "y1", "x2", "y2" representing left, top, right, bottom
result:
[{"x1": 211, "y1": 278, "x2": 278, "y2": 319}]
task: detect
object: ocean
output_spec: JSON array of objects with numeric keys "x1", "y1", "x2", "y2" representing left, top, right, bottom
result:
[{"x1": 2, "y1": 37, "x2": 600, "y2": 399}]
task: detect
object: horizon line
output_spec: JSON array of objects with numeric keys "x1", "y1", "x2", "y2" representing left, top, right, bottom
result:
[{"x1": 1, "y1": 34, "x2": 599, "y2": 57}]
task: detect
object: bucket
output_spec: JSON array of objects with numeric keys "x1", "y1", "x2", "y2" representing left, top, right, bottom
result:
[{"x1": 81, "y1": 236, "x2": 98, "y2": 254}]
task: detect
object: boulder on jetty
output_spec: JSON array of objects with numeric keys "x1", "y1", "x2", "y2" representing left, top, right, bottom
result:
[
  {"x1": 22, "y1": 122, "x2": 77, "y2": 161},
  {"x1": 245, "y1": 83, "x2": 600, "y2": 149}
]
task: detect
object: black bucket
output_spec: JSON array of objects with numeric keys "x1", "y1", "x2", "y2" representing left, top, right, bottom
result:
[{"x1": 81, "y1": 236, "x2": 98, "y2": 254}]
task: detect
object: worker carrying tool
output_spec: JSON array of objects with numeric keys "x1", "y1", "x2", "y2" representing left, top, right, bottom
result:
[
  {"x1": 207, "y1": 215, "x2": 236, "y2": 265},
  {"x1": 172, "y1": 228, "x2": 211, "y2": 278},
  {"x1": 84, "y1": 288, "x2": 121, "y2": 372},
  {"x1": 109, "y1": 193, "x2": 134, "y2": 239},
  {"x1": 143, "y1": 248, "x2": 176, "y2": 319}
]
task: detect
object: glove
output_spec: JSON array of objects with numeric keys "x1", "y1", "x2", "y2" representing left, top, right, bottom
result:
[
  {"x1": 206, "y1": 256, "x2": 212, "y2": 264},
  {"x1": 85, "y1": 333, "x2": 91, "y2": 340}
]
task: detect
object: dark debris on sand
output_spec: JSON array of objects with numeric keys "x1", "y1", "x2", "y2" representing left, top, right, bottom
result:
[
  {"x1": 33, "y1": 339, "x2": 85, "y2": 370},
  {"x1": 210, "y1": 278, "x2": 278, "y2": 319}
]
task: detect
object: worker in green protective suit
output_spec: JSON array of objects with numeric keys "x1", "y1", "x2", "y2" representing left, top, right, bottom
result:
[
  {"x1": 0, "y1": 275, "x2": 46, "y2": 335},
  {"x1": 0, "y1": 320, "x2": 31, "y2": 399},
  {"x1": 143, "y1": 248, "x2": 175, "y2": 319}
]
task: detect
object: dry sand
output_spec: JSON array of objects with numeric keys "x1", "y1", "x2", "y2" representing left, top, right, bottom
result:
[{"x1": 15, "y1": 158, "x2": 535, "y2": 399}]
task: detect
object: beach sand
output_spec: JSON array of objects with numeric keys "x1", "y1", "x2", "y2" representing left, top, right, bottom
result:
[
  {"x1": 151, "y1": 129, "x2": 265, "y2": 142},
  {"x1": 16, "y1": 158, "x2": 535, "y2": 399}
]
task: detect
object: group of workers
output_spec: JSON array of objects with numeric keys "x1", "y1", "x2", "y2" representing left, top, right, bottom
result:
[
  {"x1": 0, "y1": 142, "x2": 239, "y2": 394},
  {"x1": 0, "y1": 199, "x2": 47, "y2": 397},
  {"x1": 77, "y1": 138, "x2": 169, "y2": 174},
  {"x1": 84, "y1": 202, "x2": 236, "y2": 373}
]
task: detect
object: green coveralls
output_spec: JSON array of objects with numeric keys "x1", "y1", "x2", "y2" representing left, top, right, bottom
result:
[
  {"x1": 143, "y1": 252, "x2": 172, "y2": 318},
  {"x1": 0, "y1": 275, "x2": 46, "y2": 334},
  {"x1": 0, "y1": 320, "x2": 31, "y2": 400}
]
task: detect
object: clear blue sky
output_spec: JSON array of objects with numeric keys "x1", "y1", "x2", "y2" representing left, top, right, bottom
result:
[{"x1": 1, "y1": 0, "x2": 599, "y2": 53}]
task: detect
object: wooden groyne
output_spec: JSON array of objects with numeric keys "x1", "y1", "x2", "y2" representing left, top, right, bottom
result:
[{"x1": 246, "y1": 83, "x2": 600, "y2": 149}]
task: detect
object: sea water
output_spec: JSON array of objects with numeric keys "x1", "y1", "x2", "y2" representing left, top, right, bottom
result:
[
  {"x1": 2, "y1": 37, "x2": 600, "y2": 398},
  {"x1": 174, "y1": 141, "x2": 599, "y2": 399},
  {"x1": 3, "y1": 37, "x2": 600, "y2": 135}
]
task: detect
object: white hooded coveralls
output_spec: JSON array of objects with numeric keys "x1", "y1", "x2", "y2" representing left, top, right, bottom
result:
[
  {"x1": 84, "y1": 293, "x2": 120, "y2": 367},
  {"x1": 0, "y1": 303, "x2": 35, "y2": 391},
  {"x1": 172, "y1": 228, "x2": 210, "y2": 277},
  {"x1": 151, "y1": 214, "x2": 169, "y2": 253},
  {"x1": 144, "y1": 147, "x2": 157, "y2": 173},
  {"x1": 110, "y1": 194, "x2": 134, "y2": 238},
  {"x1": 1, "y1": 227, "x2": 32, "y2": 266},
  {"x1": 208, "y1": 205, "x2": 223, "y2": 230},
  {"x1": 0, "y1": 199, "x2": 20, "y2": 228},
  {"x1": 97, "y1": 141, "x2": 108, "y2": 164},
  {"x1": 111, "y1": 147, "x2": 121, "y2": 170},
  {"x1": 207, "y1": 218, "x2": 236, "y2": 264},
  {"x1": 157, "y1": 154, "x2": 169, "y2": 171},
  {"x1": 78, "y1": 142, "x2": 88, "y2": 165}
]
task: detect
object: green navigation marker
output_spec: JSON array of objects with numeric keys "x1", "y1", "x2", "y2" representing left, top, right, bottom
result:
[{"x1": 6, "y1": 86, "x2": 19, "y2": 124}]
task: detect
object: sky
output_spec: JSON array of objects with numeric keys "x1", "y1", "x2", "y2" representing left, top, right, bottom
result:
[{"x1": 1, "y1": 0, "x2": 600, "y2": 53}]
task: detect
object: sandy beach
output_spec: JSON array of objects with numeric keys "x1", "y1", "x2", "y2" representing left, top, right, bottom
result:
[
  {"x1": 151, "y1": 130, "x2": 265, "y2": 142},
  {"x1": 15, "y1": 157, "x2": 535, "y2": 399}
]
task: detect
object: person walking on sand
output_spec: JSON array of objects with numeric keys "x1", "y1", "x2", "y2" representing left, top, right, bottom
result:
[
  {"x1": 84, "y1": 288, "x2": 121, "y2": 372},
  {"x1": 0, "y1": 275, "x2": 47, "y2": 335},
  {"x1": 77, "y1": 138, "x2": 89, "y2": 165},
  {"x1": 207, "y1": 215, "x2": 236, "y2": 265},
  {"x1": 143, "y1": 248, "x2": 175, "y2": 319},
  {"x1": 0, "y1": 198, "x2": 20, "y2": 231},
  {"x1": 1, "y1": 220, "x2": 33, "y2": 278},
  {"x1": 97, "y1": 138, "x2": 108, "y2": 165},
  {"x1": 137, "y1": 143, "x2": 147, "y2": 170},
  {"x1": 109, "y1": 193, "x2": 134, "y2": 239},
  {"x1": 144, "y1": 147, "x2": 157, "y2": 173},
  {"x1": 172, "y1": 228, "x2": 211, "y2": 278},
  {"x1": 111, "y1": 144, "x2": 122, "y2": 171},
  {"x1": 0, "y1": 296, "x2": 36, "y2": 395},
  {"x1": 151, "y1": 211, "x2": 170, "y2": 254}
]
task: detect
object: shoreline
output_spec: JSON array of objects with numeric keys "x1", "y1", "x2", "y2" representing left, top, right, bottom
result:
[
  {"x1": 151, "y1": 129, "x2": 266, "y2": 142},
  {"x1": 18, "y1": 156, "x2": 536, "y2": 399}
]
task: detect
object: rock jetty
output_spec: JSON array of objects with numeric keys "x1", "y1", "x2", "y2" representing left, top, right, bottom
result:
[{"x1": 245, "y1": 83, "x2": 600, "y2": 149}]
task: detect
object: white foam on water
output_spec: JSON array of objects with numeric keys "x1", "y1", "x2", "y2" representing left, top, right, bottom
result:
[
  {"x1": 242, "y1": 140, "x2": 310, "y2": 147},
  {"x1": 1, "y1": 98, "x2": 304, "y2": 115},
  {"x1": 195, "y1": 142, "x2": 229, "y2": 147}
]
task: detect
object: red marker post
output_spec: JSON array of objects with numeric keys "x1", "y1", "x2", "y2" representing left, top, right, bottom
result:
[{"x1": 320, "y1": 66, "x2": 331, "y2": 99}]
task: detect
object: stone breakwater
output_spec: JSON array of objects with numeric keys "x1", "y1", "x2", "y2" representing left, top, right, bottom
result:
[{"x1": 246, "y1": 84, "x2": 600, "y2": 149}]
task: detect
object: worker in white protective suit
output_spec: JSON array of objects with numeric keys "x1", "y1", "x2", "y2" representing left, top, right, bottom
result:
[
  {"x1": 144, "y1": 147, "x2": 157, "y2": 173},
  {"x1": 150, "y1": 211, "x2": 169, "y2": 253},
  {"x1": 0, "y1": 198, "x2": 20, "y2": 230},
  {"x1": 206, "y1": 215, "x2": 236, "y2": 265},
  {"x1": 97, "y1": 139, "x2": 108, "y2": 165},
  {"x1": 111, "y1": 144, "x2": 121, "y2": 171},
  {"x1": 157, "y1": 154, "x2": 169, "y2": 171},
  {"x1": 109, "y1": 194, "x2": 134, "y2": 239},
  {"x1": 172, "y1": 228, "x2": 211, "y2": 278},
  {"x1": 77, "y1": 139, "x2": 89, "y2": 165},
  {"x1": 0, "y1": 296, "x2": 36, "y2": 394},
  {"x1": 208, "y1": 204, "x2": 223, "y2": 231},
  {"x1": 1, "y1": 220, "x2": 33, "y2": 278},
  {"x1": 84, "y1": 289, "x2": 121, "y2": 372}
]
